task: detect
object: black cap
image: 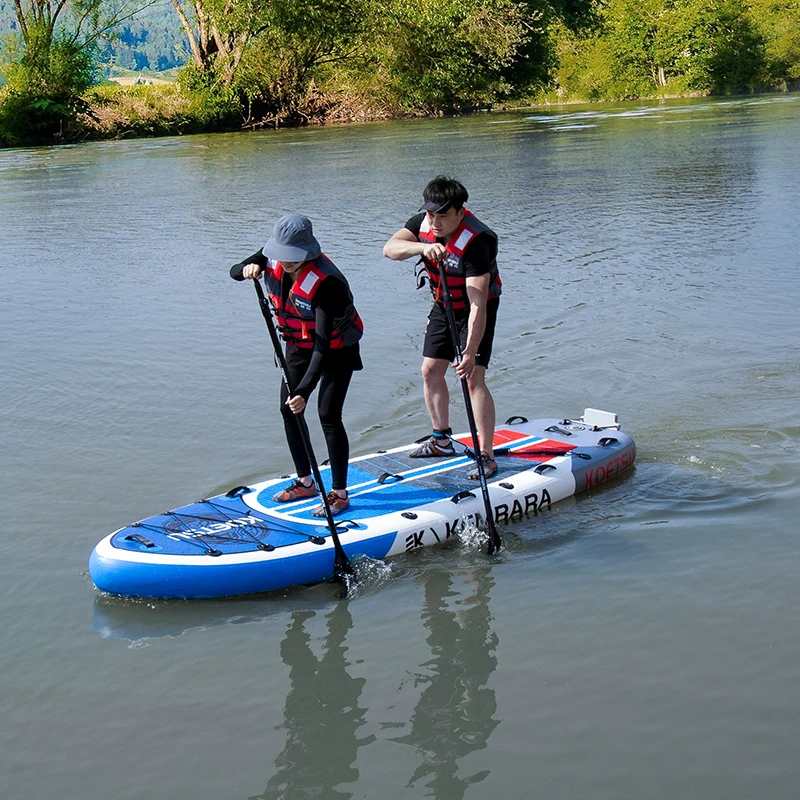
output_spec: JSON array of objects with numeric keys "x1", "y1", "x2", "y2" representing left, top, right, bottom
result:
[{"x1": 420, "y1": 199, "x2": 452, "y2": 214}]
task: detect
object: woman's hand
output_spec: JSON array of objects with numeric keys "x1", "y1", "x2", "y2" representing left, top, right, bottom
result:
[
  {"x1": 286, "y1": 394, "x2": 306, "y2": 415},
  {"x1": 242, "y1": 263, "x2": 263, "y2": 280}
]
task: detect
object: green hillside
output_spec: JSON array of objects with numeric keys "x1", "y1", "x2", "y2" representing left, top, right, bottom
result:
[{"x1": 0, "y1": 0, "x2": 187, "y2": 72}]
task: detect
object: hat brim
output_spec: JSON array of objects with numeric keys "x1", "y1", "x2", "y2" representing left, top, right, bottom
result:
[
  {"x1": 420, "y1": 200, "x2": 452, "y2": 214},
  {"x1": 262, "y1": 236, "x2": 321, "y2": 263}
]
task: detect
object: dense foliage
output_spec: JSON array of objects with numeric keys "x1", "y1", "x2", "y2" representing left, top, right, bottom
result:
[
  {"x1": 553, "y1": 0, "x2": 788, "y2": 99},
  {"x1": 0, "y1": 0, "x2": 106, "y2": 144},
  {"x1": 1, "y1": 0, "x2": 799, "y2": 145}
]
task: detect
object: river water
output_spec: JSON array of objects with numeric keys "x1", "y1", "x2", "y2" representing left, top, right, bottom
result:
[{"x1": 1, "y1": 95, "x2": 799, "y2": 799}]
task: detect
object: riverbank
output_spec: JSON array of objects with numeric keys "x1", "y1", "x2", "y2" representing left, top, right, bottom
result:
[
  {"x1": 73, "y1": 83, "x2": 800, "y2": 140},
  {"x1": 0, "y1": 81, "x2": 417, "y2": 146},
  {"x1": 3, "y1": 80, "x2": 798, "y2": 147}
]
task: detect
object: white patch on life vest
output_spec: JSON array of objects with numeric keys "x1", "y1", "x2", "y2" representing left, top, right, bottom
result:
[
  {"x1": 299, "y1": 270, "x2": 322, "y2": 296},
  {"x1": 420, "y1": 216, "x2": 431, "y2": 233},
  {"x1": 453, "y1": 228, "x2": 474, "y2": 252}
]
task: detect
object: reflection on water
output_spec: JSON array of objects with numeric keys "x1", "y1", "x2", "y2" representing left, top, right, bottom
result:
[
  {"x1": 255, "y1": 604, "x2": 374, "y2": 800},
  {"x1": 391, "y1": 568, "x2": 499, "y2": 798},
  {"x1": 244, "y1": 568, "x2": 499, "y2": 799},
  {"x1": 92, "y1": 594, "x2": 287, "y2": 643}
]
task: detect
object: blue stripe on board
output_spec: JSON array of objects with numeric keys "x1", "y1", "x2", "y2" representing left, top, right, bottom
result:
[
  {"x1": 258, "y1": 456, "x2": 476, "y2": 520},
  {"x1": 257, "y1": 435, "x2": 547, "y2": 522}
]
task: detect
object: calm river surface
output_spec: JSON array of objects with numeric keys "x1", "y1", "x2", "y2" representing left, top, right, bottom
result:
[{"x1": 1, "y1": 95, "x2": 799, "y2": 800}]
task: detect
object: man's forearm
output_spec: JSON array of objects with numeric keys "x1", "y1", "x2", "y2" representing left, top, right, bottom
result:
[
  {"x1": 464, "y1": 304, "x2": 487, "y2": 355},
  {"x1": 383, "y1": 237, "x2": 426, "y2": 261}
]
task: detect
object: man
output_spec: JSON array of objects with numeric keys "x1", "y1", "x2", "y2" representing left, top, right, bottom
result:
[
  {"x1": 231, "y1": 213, "x2": 363, "y2": 515},
  {"x1": 383, "y1": 176, "x2": 502, "y2": 479}
]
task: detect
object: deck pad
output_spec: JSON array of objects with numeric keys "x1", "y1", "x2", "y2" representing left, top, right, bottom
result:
[{"x1": 251, "y1": 430, "x2": 552, "y2": 523}]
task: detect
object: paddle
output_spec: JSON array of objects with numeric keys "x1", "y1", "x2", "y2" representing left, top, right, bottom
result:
[
  {"x1": 435, "y1": 260, "x2": 503, "y2": 555},
  {"x1": 251, "y1": 278, "x2": 354, "y2": 583}
]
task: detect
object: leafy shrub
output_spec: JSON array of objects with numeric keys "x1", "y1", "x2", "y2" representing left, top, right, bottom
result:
[{"x1": 0, "y1": 24, "x2": 98, "y2": 144}]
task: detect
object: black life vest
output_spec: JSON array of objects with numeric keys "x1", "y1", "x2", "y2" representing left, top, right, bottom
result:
[
  {"x1": 417, "y1": 209, "x2": 502, "y2": 311},
  {"x1": 263, "y1": 254, "x2": 363, "y2": 349}
]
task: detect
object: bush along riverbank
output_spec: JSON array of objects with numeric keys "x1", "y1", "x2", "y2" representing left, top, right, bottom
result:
[
  {"x1": 3, "y1": 79, "x2": 798, "y2": 149},
  {"x1": 2, "y1": 0, "x2": 799, "y2": 147}
]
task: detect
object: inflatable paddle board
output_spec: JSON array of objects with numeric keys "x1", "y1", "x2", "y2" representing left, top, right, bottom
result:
[{"x1": 89, "y1": 409, "x2": 635, "y2": 599}]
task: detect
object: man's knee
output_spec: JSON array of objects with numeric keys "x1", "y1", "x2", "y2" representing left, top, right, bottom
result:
[
  {"x1": 421, "y1": 358, "x2": 448, "y2": 384},
  {"x1": 467, "y1": 366, "x2": 488, "y2": 393}
]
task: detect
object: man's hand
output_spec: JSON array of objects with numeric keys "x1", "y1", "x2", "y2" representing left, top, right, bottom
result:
[
  {"x1": 454, "y1": 351, "x2": 477, "y2": 379},
  {"x1": 422, "y1": 242, "x2": 447, "y2": 262}
]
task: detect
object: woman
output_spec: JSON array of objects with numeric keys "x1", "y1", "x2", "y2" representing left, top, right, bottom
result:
[{"x1": 231, "y1": 214, "x2": 363, "y2": 516}]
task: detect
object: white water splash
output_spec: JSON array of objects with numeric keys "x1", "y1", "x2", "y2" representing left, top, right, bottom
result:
[
  {"x1": 456, "y1": 517, "x2": 490, "y2": 551},
  {"x1": 346, "y1": 555, "x2": 394, "y2": 597}
]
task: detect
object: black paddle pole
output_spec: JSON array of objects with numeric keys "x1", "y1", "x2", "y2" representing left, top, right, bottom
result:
[
  {"x1": 435, "y1": 260, "x2": 503, "y2": 555},
  {"x1": 252, "y1": 278, "x2": 354, "y2": 582}
]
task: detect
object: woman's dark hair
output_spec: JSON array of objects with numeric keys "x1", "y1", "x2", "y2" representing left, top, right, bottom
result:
[{"x1": 422, "y1": 175, "x2": 469, "y2": 211}]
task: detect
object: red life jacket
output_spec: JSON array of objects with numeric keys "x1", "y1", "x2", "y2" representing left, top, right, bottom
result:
[
  {"x1": 417, "y1": 209, "x2": 502, "y2": 311},
  {"x1": 263, "y1": 254, "x2": 363, "y2": 349}
]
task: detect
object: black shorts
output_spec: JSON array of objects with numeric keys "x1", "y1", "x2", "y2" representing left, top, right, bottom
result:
[{"x1": 422, "y1": 298, "x2": 499, "y2": 368}]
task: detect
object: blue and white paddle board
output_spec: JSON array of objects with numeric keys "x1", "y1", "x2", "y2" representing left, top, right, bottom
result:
[{"x1": 89, "y1": 409, "x2": 635, "y2": 599}]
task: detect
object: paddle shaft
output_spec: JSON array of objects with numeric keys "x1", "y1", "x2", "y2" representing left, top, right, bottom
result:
[
  {"x1": 435, "y1": 260, "x2": 502, "y2": 554},
  {"x1": 252, "y1": 278, "x2": 353, "y2": 579}
]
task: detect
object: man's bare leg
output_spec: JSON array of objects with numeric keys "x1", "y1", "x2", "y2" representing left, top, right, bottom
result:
[
  {"x1": 466, "y1": 366, "x2": 496, "y2": 458},
  {"x1": 421, "y1": 357, "x2": 451, "y2": 435}
]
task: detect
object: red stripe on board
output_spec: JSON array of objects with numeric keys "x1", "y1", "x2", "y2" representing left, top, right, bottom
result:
[
  {"x1": 453, "y1": 427, "x2": 531, "y2": 449},
  {"x1": 505, "y1": 438, "x2": 577, "y2": 462}
]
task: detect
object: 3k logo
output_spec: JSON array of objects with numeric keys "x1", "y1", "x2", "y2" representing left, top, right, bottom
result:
[{"x1": 405, "y1": 530, "x2": 425, "y2": 550}]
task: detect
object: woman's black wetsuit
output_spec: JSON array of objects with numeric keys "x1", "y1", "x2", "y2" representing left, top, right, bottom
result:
[{"x1": 231, "y1": 251, "x2": 362, "y2": 490}]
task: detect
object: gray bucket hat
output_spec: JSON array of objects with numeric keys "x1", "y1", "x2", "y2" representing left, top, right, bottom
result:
[{"x1": 262, "y1": 213, "x2": 321, "y2": 262}]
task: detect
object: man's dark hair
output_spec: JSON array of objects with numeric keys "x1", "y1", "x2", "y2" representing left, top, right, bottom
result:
[{"x1": 422, "y1": 175, "x2": 469, "y2": 212}]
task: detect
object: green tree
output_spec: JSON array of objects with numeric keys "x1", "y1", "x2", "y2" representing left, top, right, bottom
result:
[
  {"x1": 1, "y1": 0, "x2": 159, "y2": 143},
  {"x1": 556, "y1": 0, "x2": 766, "y2": 99},
  {"x1": 552, "y1": 22, "x2": 616, "y2": 99},
  {"x1": 1, "y1": 24, "x2": 96, "y2": 142},
  {"x1": 695, "y1": 0, "x2": 764, "y2": 93},
  {"x1": 172, "y1": 0, "x2": 373, "y2": 126},
  {"x1": 238, "y1": 0, "x2": 370, "y2": 118},
  {"x1": 372, "y1": 0, "x2": 536, "y2": 110},
  {"x1": 171, "y1": 0, "x2": 271, "y2": 89},
  {"x1": 747, "y1": 0, "x2": 800, "y2": 85}
]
